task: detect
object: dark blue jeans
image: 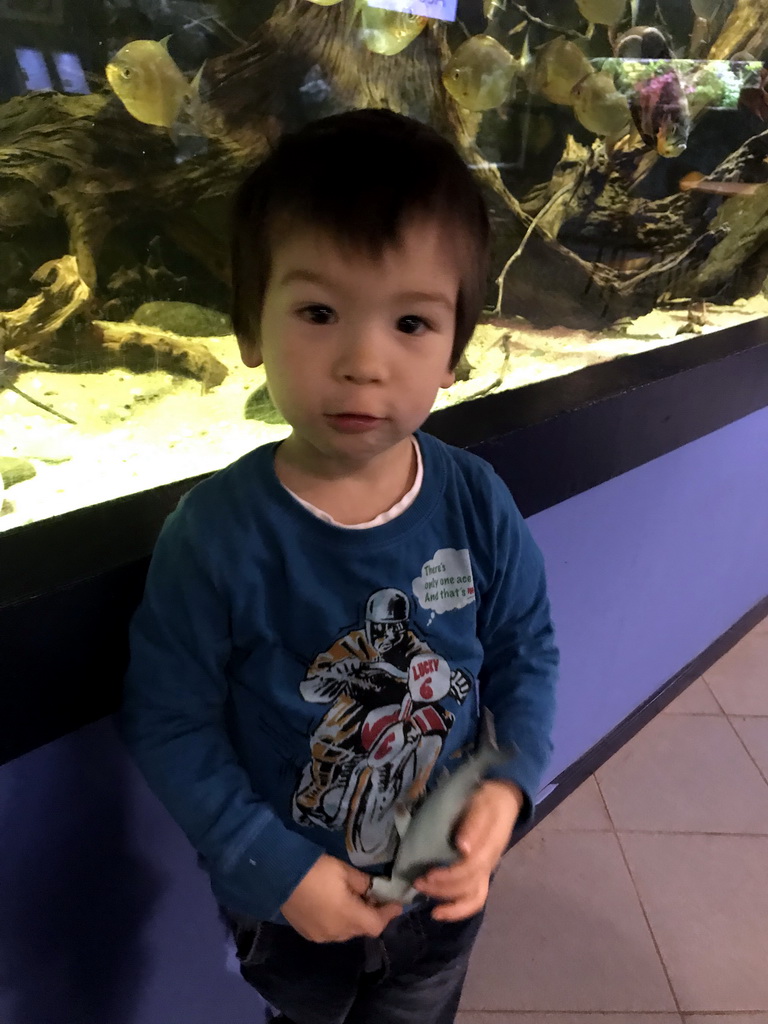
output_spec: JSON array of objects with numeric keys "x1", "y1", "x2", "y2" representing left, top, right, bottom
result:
[{"x1": 224, "y1": 899, "x2": 485, "y2": 1024}]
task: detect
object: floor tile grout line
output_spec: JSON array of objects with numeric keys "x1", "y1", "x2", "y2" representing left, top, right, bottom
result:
[
  {"x1": 665, "y1": 676, "x2": 724, "y2": 717},
  {"x1": 722, "y1": 714, "x2": 768, "y2": 790},
  {"x1": 592, "y1": 773, "x2": 684, "y2": 1016},
  {"x1": 461, "y1": 1008, "x2": 699, "y2": 1017},
  {"x1": 592, "y1": 771, "x2": 619, "y2": 832},
  {"x1": 480, "y1": 642, "x2": 768, "y2": 1021},
  {"x1": 459, "y1": 1013, "x2": 764, "y2": 1018},
  {"x1": 540, "y1": 826, "x2": 616, "y2": 832},
  {"x1": 681, "y1": 712, "x2": 768, "y2": 717},
  {"x1": 541, "y1": 827, "x2": 768, "y2": 837},
  {"x1": 700, "y1": 667, "x2": 768, "y2": 789},
  {"x1": 616, "y1": 825, "x2": 768, "y2": 837},
  {"x1": 700, "y1": 672, "x2": 735, "y2": 719},
  {"x1": 458, "y1": 1012, "x2": 688, "y2": 1018},
  {"x1": 593, "y1": 701, "x2": 768, "y2": 836},
  {"x1": 664, "y1": 711, "x2": 725, "y2": 716}
]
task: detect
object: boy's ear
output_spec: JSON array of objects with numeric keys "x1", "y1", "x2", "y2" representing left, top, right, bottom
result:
[{"x1": 238, "y1": 332, "x2": 263, "y2": 368}]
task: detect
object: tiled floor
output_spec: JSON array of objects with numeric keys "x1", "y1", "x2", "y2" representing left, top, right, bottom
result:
[{"x1": 459, "y1": 616, "x2": 768, "y2": 1024}]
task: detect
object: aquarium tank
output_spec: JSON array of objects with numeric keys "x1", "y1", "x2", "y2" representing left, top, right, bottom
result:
[{"x1": 1, "y1": 0, "x2": 766, "y2": 532}]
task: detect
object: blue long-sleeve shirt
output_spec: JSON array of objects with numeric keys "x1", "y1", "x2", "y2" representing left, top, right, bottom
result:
[{"x1": 121, "y1": 430, "x2": 558, "y2": 922}]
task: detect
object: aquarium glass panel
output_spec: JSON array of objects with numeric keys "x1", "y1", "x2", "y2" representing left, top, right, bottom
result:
[{"x1": 1, "y1": 0, "x2": 766, "y2": 531}]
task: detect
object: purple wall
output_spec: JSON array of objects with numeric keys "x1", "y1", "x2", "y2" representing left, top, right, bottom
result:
[
  {"x1": 1, "y1": 405, "x2": 766, "y2": 1024},
  {"x1": 0, "y1": 718, "x2": 263, "y2": 1024},
  {"x1": 532, "y1": 403, "x2": 768, "y2": 787}
]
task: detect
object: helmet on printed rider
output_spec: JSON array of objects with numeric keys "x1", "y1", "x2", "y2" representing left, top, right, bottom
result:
[
  {"x1": 365, "y1": 588, "x2": 409, "y2": 650},
  {"x1": 366, "y1": 588, "x2": 409, "y2": 624}
]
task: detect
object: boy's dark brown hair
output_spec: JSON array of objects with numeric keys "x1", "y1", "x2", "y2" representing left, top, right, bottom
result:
[{"x1": 231, "y1": 108, "x2": 491, "y2": 369}]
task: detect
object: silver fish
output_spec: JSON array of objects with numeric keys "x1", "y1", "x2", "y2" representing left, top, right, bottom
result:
[
  {"x1": 442, "y1": 35, "x2": 518, "y2": 112},
  {"x1": 106, "y1": 37, "x2": 188, "y2": 129},
  {"x1": 532, "y1": 36, "x2": 592, "y2": 106},
  {"x1": 690, "y1": 0, "x2": 722, "y2": 17},
  {"x1": 358, "y1": 4, "x2": 427, "y2": 57},
  {"x1": 572, "y1": 70, "x2": 631, "y2": 141},
  {"x1": 368, "y1": 708, "x2": 516, "y2": 905},
  {"x1": 575, "y1": 0, "x2": 627, "y2": 27}
]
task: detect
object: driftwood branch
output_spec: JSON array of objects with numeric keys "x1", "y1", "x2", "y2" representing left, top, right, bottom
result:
[
  {"x1": 92, "y1": 320, "x2": 228, "y2": 389},
  {"x1": 708, "y1": 0, "x2": 768, "y2": 59},
  {"x1": 0, "y1": 254, "x2": 227, "y2": 388},
  {"x1": 494, "y1": 182, "x2": 577, "y2": 314},
  {"x1": 0, "y1": 374, "x2": 77, "y2": 424},
  {"x1": 0, "y1": 256, "x2": 91, "y2": 353}
]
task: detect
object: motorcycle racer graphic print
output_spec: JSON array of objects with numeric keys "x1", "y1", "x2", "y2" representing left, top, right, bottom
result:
[{"x1": 292, "y1": 588, "x2": 473, "y2": 867}]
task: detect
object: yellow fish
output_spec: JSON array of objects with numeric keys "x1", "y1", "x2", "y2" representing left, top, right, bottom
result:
[
  {"x1": 307, "y1": 0, "x2": 345, "y2": 4},
  {"x1": 572, "y1": 71, "x2": 631, "y2": 140},
  {"x1": 531, "y1": 36, "x2": 592, "y2": 106},
  {"x1": 442, "y1": 35, "x2": 517, "y2": 112},
  {"x1": 359, "y1": 6, "x2": 427, "y2": 56},
  {"x1": 575, "y1": 0, "x2": 627, "y2": 25},
  {"x1": 106, "y1": 37, "x2": 189, "y2": 129}
]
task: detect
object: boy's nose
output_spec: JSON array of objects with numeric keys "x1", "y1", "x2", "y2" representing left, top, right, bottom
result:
[{"x1": 333, "y1": 328, "x2": 386, "y2": 384}]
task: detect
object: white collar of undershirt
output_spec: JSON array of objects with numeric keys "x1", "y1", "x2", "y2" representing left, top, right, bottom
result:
[{"x1": 284, "y1": 436, "x2": 423, "y2": 530}]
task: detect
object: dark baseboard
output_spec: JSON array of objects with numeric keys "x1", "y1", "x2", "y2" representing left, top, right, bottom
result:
[{"x1": 513, "y1": 593, "x2": 768, "y2": 845}]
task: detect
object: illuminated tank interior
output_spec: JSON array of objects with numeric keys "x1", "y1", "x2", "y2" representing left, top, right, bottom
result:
[{"x1": 1, "y1": 0, "x2": 767, "y2": 531}]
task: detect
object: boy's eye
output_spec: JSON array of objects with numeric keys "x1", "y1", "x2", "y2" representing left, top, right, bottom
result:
[
  {"x1": 397, "y1": 315, "x2": 429, "y2": 336},
  {"x1": 299, "y1": 304, "x2": 336, "y2": 325}
]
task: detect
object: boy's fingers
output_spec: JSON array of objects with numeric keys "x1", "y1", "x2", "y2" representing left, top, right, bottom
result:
[
  {"x1": 454, "y1": 800, "x2": 494, "y2": 855},
  {"x1": 430, "y1": 883, "x2": 489, "y2": 922},
  {"x1": 344, "y1": 865, "x2": 377, "y2": 897},
  {"x1": 431, "y1": 896, "x2": 483, "y2": 923},
  {"x1": 356, "y1": 899, "x2": 402, "y2": 937},
  {"x1": 380, "y1": 902, "x2": 404, "y2": 926},
  {"x1": 417, "y1": 862, "x2": 474, "y2": 896},
  {"x1": 417, "y1": 845, "x2": 487, "y2": 890}
]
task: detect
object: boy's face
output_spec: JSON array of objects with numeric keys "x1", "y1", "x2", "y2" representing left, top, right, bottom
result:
[{"x1": 239, "y1": 217, "x2": 459, "y2": 470}]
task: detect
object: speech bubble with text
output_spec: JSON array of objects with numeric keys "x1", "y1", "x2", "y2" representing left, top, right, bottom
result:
[{"x1": 412, "y1": 547, "x2": 475, "y2": 626}]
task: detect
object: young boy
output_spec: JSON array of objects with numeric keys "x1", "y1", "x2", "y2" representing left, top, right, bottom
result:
[{"x1": 121, "y1": 109, "x2": 558, "y2": 1024}]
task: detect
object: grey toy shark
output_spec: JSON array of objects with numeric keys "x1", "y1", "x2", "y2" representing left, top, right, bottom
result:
[{"x1": 368, "y1": 708, "x2": 517, "y2": 905}]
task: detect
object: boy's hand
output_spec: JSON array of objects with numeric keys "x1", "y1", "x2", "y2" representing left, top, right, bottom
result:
[
  {"x1": 281, "y1": 854, "x2": 402, "y2": 943},
  {"x1": 414, "y1": 780, "x2": 524, "y2": 922}
]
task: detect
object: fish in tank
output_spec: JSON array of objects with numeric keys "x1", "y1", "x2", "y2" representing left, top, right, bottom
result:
[{"x1": 1, "y1": 0, "x2": 768, "y2": 532}]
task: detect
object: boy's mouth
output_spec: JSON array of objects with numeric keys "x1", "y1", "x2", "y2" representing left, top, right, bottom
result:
[{"x1": 325, "y1": 413, "x2": 383, "y2": 434}]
